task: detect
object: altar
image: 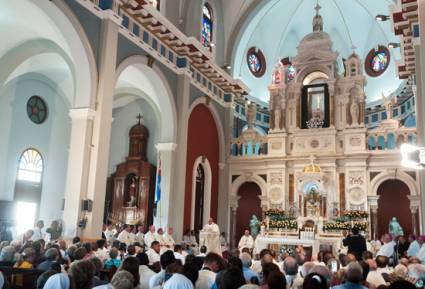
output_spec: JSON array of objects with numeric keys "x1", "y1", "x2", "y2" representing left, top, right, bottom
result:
[{"x1": 255, "y1": 234, "x2": 341, "y2": 257}]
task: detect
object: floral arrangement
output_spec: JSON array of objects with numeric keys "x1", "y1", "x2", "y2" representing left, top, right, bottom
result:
[
  {"x1": 343, "y1": 210, "x2": 368, "y2": 220},
  {"x1": 269, "y1": 219, "x2": 298, "y2": 230},
  {"x1": 323, "y1": 221, "x2": 368, "y2": 232},
  {"x1": 264, "y1": 209, "x2": 295, "y2": 221}
]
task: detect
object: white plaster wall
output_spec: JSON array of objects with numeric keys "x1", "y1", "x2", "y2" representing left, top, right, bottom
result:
[
  {"x1": 108, "y1": 98, "x2": 159, "y2": 175},
  {"x1": 0, "y1": 75, "x2": 71, "y2": 222}
]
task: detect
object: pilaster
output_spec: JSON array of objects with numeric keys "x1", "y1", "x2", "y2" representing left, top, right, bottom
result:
[
  {"x1": 168, "y1": 74, "x2": 190, "y2": 240},
  {"x1": 367, "y1": 195, "x2": 379, "y2": 240},
  {"x1": 83, "y1": 18, "x2": 119, "y2": 239},
  {"x1": 62, "y1": 108, "x2": 96, "y2": 238}
]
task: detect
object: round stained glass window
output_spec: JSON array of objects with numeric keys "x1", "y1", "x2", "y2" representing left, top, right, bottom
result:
[
  {"x1": 365, "y1": 46, "x2": 390, "y2": 77},
  {"x1": 247, "y1": 47, "x2": 266, "y2": 77},
  {"x1": 27, "y1": 96, "x2": 48, "y2": 124}
]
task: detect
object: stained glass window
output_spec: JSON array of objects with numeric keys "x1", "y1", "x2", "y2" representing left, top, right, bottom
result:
[
  {"x1": 27, "y1": 96, "x2": 48, "y2": 124},
  {"x1": 365, "y1": 46, "x2": 390, "y2": 77},
  {"x1": 248, "y1": 53, "x2": 261, "y2": 73},
  {"x1": 17, "y1": 149, "x2": 43, "y2": 183},
  {"x1": 371, "y1": 52, "x2": 388, "y2": 72},
  {"x1": 287, "y1": 65, "x2": 296, "y2": 81},
  {"x1": 247, "y1": 47, "x2": 266, "y2": 77},
  {"x1": 201, "y1": 4, "x2": 213, "y2": 48}
]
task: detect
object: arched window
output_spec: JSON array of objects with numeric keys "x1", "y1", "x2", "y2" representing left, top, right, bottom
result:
[
  {"x1": 194, "y1": 164, "x2": 205, "y2": 231},
  {"x1": 201, "y1": 3, "x2": 213, "y2": 48},
  {"x1": 17, "y1": 149, "x2": 43, "y2": 183}
]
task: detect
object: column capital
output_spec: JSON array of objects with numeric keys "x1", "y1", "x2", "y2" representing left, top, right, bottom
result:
[
  {"x1": 367, "y1": 195, "x2": 380, "y2": 205},
  {"x1": 69, "y1": 108, "x2": 96, "y2": 120},
  {"x1": 156, "y1": 143, "x2": 178, "y2": 152},
  {"x1": 229, "y1": 195, "x2": 240, "y2": 210},
  {"x1": 408, "y1": 195, "x2": 421, "y2": 207}
]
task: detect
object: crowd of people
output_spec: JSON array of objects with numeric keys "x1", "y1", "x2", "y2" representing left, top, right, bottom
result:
[{"x1": 0, "y1": 220, "x2": 425, "y2": 289}]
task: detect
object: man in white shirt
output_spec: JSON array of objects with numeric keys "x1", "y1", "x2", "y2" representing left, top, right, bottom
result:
[
  {"x1": 366, "y1": 259, "x2": 386, "y2": 288},
  {"x1": 31, "y1": 220, "x2": 45, "y2": 241},
  {"x1": 163, "y1": 227, "x2": 175, "y2": 251},
  {"x1": 201, "y1": 218, "x2": 221, "y2": 255},
  {"x1": 138, "y1": 252, "x2": 156, "y2": 289},
  {"x1": 376, "y1": 234, "x2": 395, "y2": 258},
  {"x1": 156, "y1": 228, "x2": 167, "y2": 253},
  {"x1": 118, "y1": 225, "x2": 135, "y2": 246},
  {"x1": 196, "y1": 252, "x2": 221, "y2": 289},
  {"x1": 149, "y1": 250, "x2": 176, "y2": 289},
  {"x1": 146, "y1": 241, "x2": 161, "y2": 265},
  {"x1": 238, "y1": 229, "x2": 254, "y2": 251},
  {"x1": 94, "y1": 239, "x2": 109, "y2": 262},
  {"x1": 408, "y1": 235, "x2": 421, "y2": 257},
  {"x1": 144, "y1": 225, "x2": 156, "y2": 249},
  {"x1": 135, "y1": 225, "x2": 145, "y2": 247},
  {"x1": 173, "y1": 244, "x2": 185, "y2": 264}
]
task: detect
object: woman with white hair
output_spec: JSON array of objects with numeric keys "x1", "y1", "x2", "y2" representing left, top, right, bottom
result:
[{"x1": 43, "y1": 273, "x2": 70, "y2": 289}]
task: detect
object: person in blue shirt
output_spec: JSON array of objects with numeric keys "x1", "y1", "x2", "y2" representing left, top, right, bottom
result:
[
  {"x1": 240, "y1": 252, "x2": 259, "y2": 284},
  {"x1": 104, "y1": 248, "x2": 121, "y2": 269}
]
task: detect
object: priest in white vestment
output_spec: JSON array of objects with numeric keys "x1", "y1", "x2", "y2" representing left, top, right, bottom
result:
[
  {"x1": 238, "y1": 229, "x2": 254, "y2": 251},
  {"x1": 163, "y1": 228, "x2": 176, "y2": 250},
  {"x1": 144, "y1": 225, "x2": 156, "y2": 249},
  {"x1": 201, "y1": 218, "x2": 221, "y2": 255},
  {"x1": 118, "y1": 225, "x2": 135, "y2": 246}
]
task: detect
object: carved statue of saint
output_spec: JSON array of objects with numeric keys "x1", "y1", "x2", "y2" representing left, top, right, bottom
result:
[
  {"x1": 249, "y1": 215, "x2": 260, "y2": 239},
  {"x1": 274, "y1": 108, "x2": 281, "y2": 130},
  {"x1": 127, "y1": 176, "x2": 137, "y2": 207},
  {"x1": 350, "y1": 100, "x2": 359, "y2": 125},
  {"x1": 389, "y1": 217, "x2": 404, "y2": 237},
  {"x1": 247, "y1": 103, "x2": 256, "y2": 129}
]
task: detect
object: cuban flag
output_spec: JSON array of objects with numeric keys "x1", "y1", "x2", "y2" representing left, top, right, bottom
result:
[{"x1": 155, "y1": 159, "x2": 161, "y2": 204}]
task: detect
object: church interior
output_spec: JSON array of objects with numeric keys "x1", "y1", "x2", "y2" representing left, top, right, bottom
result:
[{"x1": 1, "y1": 0, "x2": 425, "y2": 288}]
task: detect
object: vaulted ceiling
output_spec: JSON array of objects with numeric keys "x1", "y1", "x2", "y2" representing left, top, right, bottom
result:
[{"x1": 229, "y1": 0, "x2": 402, "y2": 105}]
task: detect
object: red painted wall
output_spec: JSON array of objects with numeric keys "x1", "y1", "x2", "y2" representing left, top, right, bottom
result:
[
  {"x1": 184, "y1": 104, "x2": 219, "y2": 231},
  {"x1": 377, "y1": 180, "x2": 412, "y2": 237},
  {"x1": 235, "y1": 182, "x2": 262, "y2": 244}
]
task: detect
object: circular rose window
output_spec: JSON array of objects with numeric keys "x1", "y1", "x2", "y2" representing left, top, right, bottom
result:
[
  {"x1": 247, "y1": 47, "x2": 266, "y2": 77},
  {"x1": 27, "y1": 95, "x2": 48, "y2": 124},
  {"x1": 365, "y1": 46, "x2": 390, "y2": 77}
]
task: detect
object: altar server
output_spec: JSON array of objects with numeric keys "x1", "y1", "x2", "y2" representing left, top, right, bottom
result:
[{"x1": 238, "y1": 229, "x2": 254, "y2": 251}]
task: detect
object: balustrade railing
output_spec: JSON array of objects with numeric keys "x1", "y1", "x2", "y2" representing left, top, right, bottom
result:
[
  {"x1": 367, "y1": 127, "x2": 416, "y2": 151},
  {"x1": 230, "y1": 138, "x2": 268, "y2": 156}
]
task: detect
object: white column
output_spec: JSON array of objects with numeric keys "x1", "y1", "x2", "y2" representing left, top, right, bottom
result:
[
  {"x1": 62, "y1": 108, "x2": 95, "y2": 238},
  {"x1": 217, "y1": 105, "x2": 233, "y2": 234},
  {"x1": 168, "y1": 74, "x2": 190, "y2": 240},
  {"x1": 154, "y1": 142, "x2": 177, "y2": 230},
  {"x1": 417, "y1": 0, "x2": 425, "y2": 233},
  {"x1": 83, "y1": 18, "x2": 119, "y2": 239}
]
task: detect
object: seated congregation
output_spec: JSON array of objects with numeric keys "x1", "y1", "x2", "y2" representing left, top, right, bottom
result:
[{"x1": 0, "y1": 220, "x2": 424, "y2": 289}]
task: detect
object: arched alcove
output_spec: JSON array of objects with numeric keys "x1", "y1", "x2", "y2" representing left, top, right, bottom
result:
[
  {"x1": 377, "y1": 180, "x2": 412, "y2": 237},
  {"x1": 235, "y1": 182, "x2": 262, "y2": 245},
  {"x1": 184, "y1": 104, "x2": 219, "y2": 231}
]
